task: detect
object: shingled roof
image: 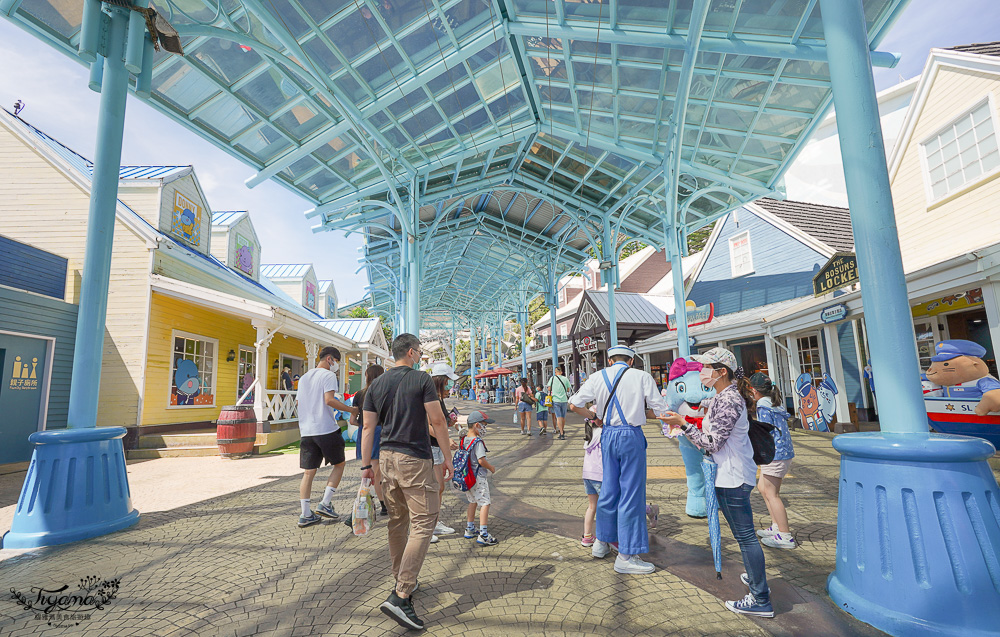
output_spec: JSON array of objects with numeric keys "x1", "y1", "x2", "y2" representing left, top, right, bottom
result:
[
  {"x1": 753, "y1": 198, "x2": 855, "y2": 252},
  {"x1": 948, "y1": 42, "x2": 1000, "y2": 57}
]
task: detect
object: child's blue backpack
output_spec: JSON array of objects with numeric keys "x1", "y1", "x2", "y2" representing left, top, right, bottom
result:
[{"x1": 451, "y1": 436, "x2": 488, "y2": 492}]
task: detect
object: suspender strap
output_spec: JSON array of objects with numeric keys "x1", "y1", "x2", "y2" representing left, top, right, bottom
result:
[{"x1": 601, "y1": 366, "x2": 630, "y2": 426}]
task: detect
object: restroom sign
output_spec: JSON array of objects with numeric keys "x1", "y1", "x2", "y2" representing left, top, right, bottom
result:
[
  {"x1": 813, "y1": 252, "x2": 858, "y2": 297},
  {"x1": 8, "y1": 354, "x2": 39, "y2": 390}
]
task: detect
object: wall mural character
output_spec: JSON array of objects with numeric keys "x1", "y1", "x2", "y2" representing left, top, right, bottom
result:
[
  {"x1": 923, "y1": 339, "x2": 1000, "y2": 446},
  {"x1": 173, "y1": 358, "x2": 201, "y2": 406},
  {"x1": 235, "y1": 233, "x2": 254, "y2": 276},
  {"x1": 170, "y1": 192, "x2": 202, "y2": 245}
]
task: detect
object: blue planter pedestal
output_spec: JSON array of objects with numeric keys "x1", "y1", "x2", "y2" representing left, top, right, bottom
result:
[
  {"x1": 2, "y1": 427, "x2": 140, "y2": 549},
  {"x1": 828, "y1": 432, "x2": 1000, "y2": 636}
]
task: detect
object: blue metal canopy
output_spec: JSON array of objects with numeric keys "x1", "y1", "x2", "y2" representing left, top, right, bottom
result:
[{"x1": 2, "y1": 0, "x2": 904, "y2": 325}]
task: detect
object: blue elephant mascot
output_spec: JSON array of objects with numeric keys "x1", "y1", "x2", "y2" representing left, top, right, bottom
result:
[{"x1": 661, "y1": 358, "x2": 715, "y2": 518}]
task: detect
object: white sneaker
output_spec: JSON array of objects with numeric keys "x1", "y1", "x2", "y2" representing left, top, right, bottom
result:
[
  {"x1": 434, "y1": 522, "x2": 455, "y2": 535},
  {"x1": 592, "y1": 540, "x2": 610, "y2": 559},
  {"x1": 756, "y1": 525, "x2": 776, "y2": 538},
  {"x1": 761, "y1": 532, "x2": 796, "y2": 549},
  {"x1": 430, "y1": 534, "x2": 439, "y2": 544},
  {"x1": 614, "y1": 554, "x2": 655, "y2": 574}
]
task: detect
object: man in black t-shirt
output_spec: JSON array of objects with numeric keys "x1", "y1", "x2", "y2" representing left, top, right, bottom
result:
[{"x1": 361, "y1": 333, "x2": 452, "y2": 631}]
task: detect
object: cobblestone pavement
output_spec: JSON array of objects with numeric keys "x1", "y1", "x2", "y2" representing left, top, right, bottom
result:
[{"x1": 2, "y1": 400, "x2": 998, "y2": 636}]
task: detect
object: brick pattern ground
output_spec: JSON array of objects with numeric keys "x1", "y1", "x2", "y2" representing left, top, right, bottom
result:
[{"x1": 1, "y1": 399, "x2": 998, "y2": 637}]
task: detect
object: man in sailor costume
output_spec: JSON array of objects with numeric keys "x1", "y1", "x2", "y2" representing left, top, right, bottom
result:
[{"x1": 569, "y1": 344, "x2": 672, "y2": 574}]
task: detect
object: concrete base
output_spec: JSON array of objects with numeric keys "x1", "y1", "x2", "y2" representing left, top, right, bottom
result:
[
  {"x1": 2, "y1": 427, "x2": 140, "y2": 549},
  {"x1": 828, "y1": 432, "x2": 1000, "y2": 636},
  {"x1": 254, "y1": 425, "x2": 301, "y2": 454}
]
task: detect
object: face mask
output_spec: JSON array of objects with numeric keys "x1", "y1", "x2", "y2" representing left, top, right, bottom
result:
[
  {"x1": 331, "y1": 360, "x2": 340, "y2": 373},
  {"x1": 446, "y1": 380, "x2": 454, "y2": 390},
  {"x1": 699, "y1": 367, "x2": 716, "y2": 387}
]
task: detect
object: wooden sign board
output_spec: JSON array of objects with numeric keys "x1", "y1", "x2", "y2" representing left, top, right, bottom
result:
[{"x1": 813, "y1": 252, "x2": 858, "y2": 297}]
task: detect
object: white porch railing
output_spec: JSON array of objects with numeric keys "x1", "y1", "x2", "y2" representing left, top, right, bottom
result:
[{"x1": 262, "y1": 390, "x2": 298, "y2": 422}]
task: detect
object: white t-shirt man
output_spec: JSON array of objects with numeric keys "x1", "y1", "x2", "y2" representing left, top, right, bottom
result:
[{"x1": 296, "y1": 367, "x2": 340, "y2": 437}]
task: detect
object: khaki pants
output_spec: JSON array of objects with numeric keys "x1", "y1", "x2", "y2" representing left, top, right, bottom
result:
[{"x1": 379, "y1": 450, "x2": 440, "y2": 597}]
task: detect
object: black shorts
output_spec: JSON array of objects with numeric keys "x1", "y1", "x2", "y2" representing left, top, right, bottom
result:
[{"x1": 300, "y1": 431, "x2": 346, "y2": 470}]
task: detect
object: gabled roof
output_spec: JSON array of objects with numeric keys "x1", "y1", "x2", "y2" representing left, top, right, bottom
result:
[
  {"x1": 3, "y1": 109, "x2": 189, "y2": 183},
  {"x1": 753, "y1": 198, "x2": 854, "y2": 252},
  {"x1": 316, "y1": 318, "x2": 379, "y2": 343},
  {"x1": 948, "y1": 42, "x2": 1000, "y2": 57},
  {"x1": 318, "y1": 280, "x2": 334, "y2": 294},
  {"x1": 260, "y1": 264, "x2": 314, "y2": 279},
  {"x1": 212, "y1": 211, "x2": 249, "y2": 227}
]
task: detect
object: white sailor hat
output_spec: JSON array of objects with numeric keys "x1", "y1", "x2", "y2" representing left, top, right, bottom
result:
[{"x1": 607, "y1": 344, "x2": 636, "y2": 358}]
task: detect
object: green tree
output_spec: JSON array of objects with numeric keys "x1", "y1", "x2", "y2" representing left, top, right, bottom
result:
[
  {"x1": 687, "y1": 222, "x2": 715, "y2": 253},
  {"x1": 454, "y1": 339, "x2": 470, "y2": 364}
]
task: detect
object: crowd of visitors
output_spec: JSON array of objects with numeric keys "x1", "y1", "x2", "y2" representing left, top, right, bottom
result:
[{"x1": 295, "y1": 335, "x2": 796, "y2": 630}]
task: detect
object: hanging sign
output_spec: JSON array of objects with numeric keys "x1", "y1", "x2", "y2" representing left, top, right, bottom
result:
[
  {"x1": 579, "y1": 336, "x2": 600, "y2": 354},
  {"x1": 911, "y1": 288, "x2": 983, "y2": 318},
  {"x1": 666, "y1": 302, "x2": 714, "y2": 331},
  {"x1": 812, "y1": 252, "x2": 858, "y2": 297},
  {"x1": 820, "y1": 303, "x2": 849, "y2": 324}
]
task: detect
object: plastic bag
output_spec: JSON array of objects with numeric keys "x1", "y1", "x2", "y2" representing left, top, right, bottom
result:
[
  {"x1": 512, "y1": 411, "x2": 518, "y2": 424},
  {"x1": 352, "y1": 478, "x2": 377, "y2": 536}
]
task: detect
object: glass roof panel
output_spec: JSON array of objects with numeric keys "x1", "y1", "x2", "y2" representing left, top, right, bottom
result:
[{"x1": 3, "y1": 0, "x2": 910, "y2": 318}]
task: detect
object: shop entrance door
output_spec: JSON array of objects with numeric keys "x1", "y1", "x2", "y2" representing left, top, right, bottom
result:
[
  {"x1": 0, "y1": 331, "x2": 52, "y2": 464},
  {"x1": 734, "y1": 342, "x2": 767, "y2": 375}
]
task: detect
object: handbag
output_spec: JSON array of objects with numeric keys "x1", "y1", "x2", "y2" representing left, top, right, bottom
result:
[{"x1": 748, "y1": 415, "x2": 776, "y2": 465}]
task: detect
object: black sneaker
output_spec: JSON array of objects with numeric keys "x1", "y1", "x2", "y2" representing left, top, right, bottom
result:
[
  {"x1": 380, "y1": 591, "x2": 424, "y2": 630},
  {"x1": 380, "y1": 503, "x2": 388, "y2": 516}
]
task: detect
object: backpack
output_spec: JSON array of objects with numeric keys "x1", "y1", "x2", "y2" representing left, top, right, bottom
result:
[
  {"x1": 747, "y1": 415, "x2": 776, "y2": 465},
  {"x1": 451, "y1": 436, "x2": 488, "y2": 492}
]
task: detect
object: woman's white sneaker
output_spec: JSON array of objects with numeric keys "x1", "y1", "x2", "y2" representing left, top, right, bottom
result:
[
  {"x1": 756, "y1": 525, "x2": 776, "y2": 538},
  {"x1": 434, "y1": 522, "x2": 455, "y2": 535},
  {"x1": 761, "y1": 532, "x2": 796, "y2": 549},
  {"x1": 614, "y1": 554, "x2": 655, "y2": 574}
]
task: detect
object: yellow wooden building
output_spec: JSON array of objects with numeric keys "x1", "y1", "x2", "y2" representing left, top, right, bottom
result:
[{"x1": 0, "y1": 108, "x2": 381, "y2": 460}]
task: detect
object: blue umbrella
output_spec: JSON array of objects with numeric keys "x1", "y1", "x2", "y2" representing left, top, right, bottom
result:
[{"x1": 702, "y1": 457, "x2": 722, "y2": 579}]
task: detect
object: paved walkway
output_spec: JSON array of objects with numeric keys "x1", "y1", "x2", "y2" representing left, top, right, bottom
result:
[{"x1": 2, "y1": 400, "x2": 998, "y2": 636}]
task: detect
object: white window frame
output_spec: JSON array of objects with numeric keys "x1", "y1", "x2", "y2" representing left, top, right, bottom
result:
[
  {"x1": 729, "y1": 230, "x2": 754, "y2": 277},
  {"x1": 918, "y1": 94, "x2": 1000, "y2": 206},
  {"x1": 236, "y1": 345, "x2": 256, "y2": 404},
  {"x1": 796, "y1": 332, "x2": 825, "y2": 385},
  {"x1": 168, "y1": 330, "x2": 219, "y2": 409}
]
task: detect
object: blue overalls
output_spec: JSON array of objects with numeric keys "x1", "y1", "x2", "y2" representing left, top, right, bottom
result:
[{"x1": 595, "y1": 363, "x2": 649, "y2": 555}]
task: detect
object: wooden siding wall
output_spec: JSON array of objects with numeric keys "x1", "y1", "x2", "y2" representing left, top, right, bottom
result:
[
  {"x1": 892, "y1": 66, "x2": 1000, "y2": 272},
  {"x1": 0, "y1": 235, "x2": 68, "y2": 299},
  {"x1": 0, "y1": 124, "x2": 152, "y2": 428},
  {"x1": 837, "y1": 320, "x2": 863, "y2": 408},
  {"x1": 620, "y1": 249, "x2": 670, "y2": 294},
  {"x1": 142, "y1": 293, "x2": 308, "y2": 425},
  {"x1": 210, "y1": 216, "x2": 261, "y2": 281},
  {"x1": 0, "y1": 286, "x2": 77, "y2": 428},
  {"x1": 158, "y1": 175, "x2": 212, "y2": 254},
  {"x1": 688, "y1": 210, "x2": 827, "y2": 316},
  {"x1": 117, "y1": 183, "x2": 162, "y2": 227}
]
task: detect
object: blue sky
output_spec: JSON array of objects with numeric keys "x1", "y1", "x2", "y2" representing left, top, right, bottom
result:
[{"x1": 0, "y1": 0, "x2": 995, "y2": 305}]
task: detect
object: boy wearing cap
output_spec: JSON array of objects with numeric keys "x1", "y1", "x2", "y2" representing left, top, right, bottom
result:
[
  {"x1": 568, "y1": 344, "x2": 672, "y2": 574},
  {"x1": 461, "y1": 411, "x2": 499, "y2": 546}
]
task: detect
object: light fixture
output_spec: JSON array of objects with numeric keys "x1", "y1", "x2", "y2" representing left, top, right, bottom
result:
[
  {"x1": 272, "y1": 359, "x2": 280, "y2": 369},
  {"x1": 226, "y1": 349, "x2": 236, "y2": 362}
]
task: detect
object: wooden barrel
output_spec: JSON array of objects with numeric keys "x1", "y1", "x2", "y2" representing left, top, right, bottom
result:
[{"x1": 217, "y1": 405, "x2": 257, "y2": 458}]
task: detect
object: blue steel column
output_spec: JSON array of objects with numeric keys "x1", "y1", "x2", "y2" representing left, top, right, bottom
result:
[
  {"x1": 520, "y1": 308, "x2": 529, "y2": 382},
  {"x1": 603, "y1": 223, "x2": 619, "y2": 346},
  {"x1": 4, "y1": 1, "x2": 140, "y2": 549},
  {"x1": 468, "y1": 323, "x2": 477, "y2": 398},
  {"x1": 820, "y1": 0, "x2": 1000, "y2": 633},
  {"x1": 450, "y1": 320, "x2": 456, "y2": 369},
  {"x1": 548, "y1": 264, "x2": 559, "y2": 376},
  {"x1": 405, "y1": 233, "x2": 420, "y2": 338},
  {"x1": 668, "y1": 227, "x2": 691, "y2": 358}
]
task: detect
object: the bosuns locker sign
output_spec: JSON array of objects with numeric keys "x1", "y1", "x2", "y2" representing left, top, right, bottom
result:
[{"x1": 812, "y1": 252, "x2": 858, "y2": 297}]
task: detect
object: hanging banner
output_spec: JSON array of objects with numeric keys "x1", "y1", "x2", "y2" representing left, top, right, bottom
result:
[
  {"x1": 812, "y1": 251, "x2": 858, "y2": 297},
  {"x1": 666, "y1": 302, "x2": 714, "y2": 331}
]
